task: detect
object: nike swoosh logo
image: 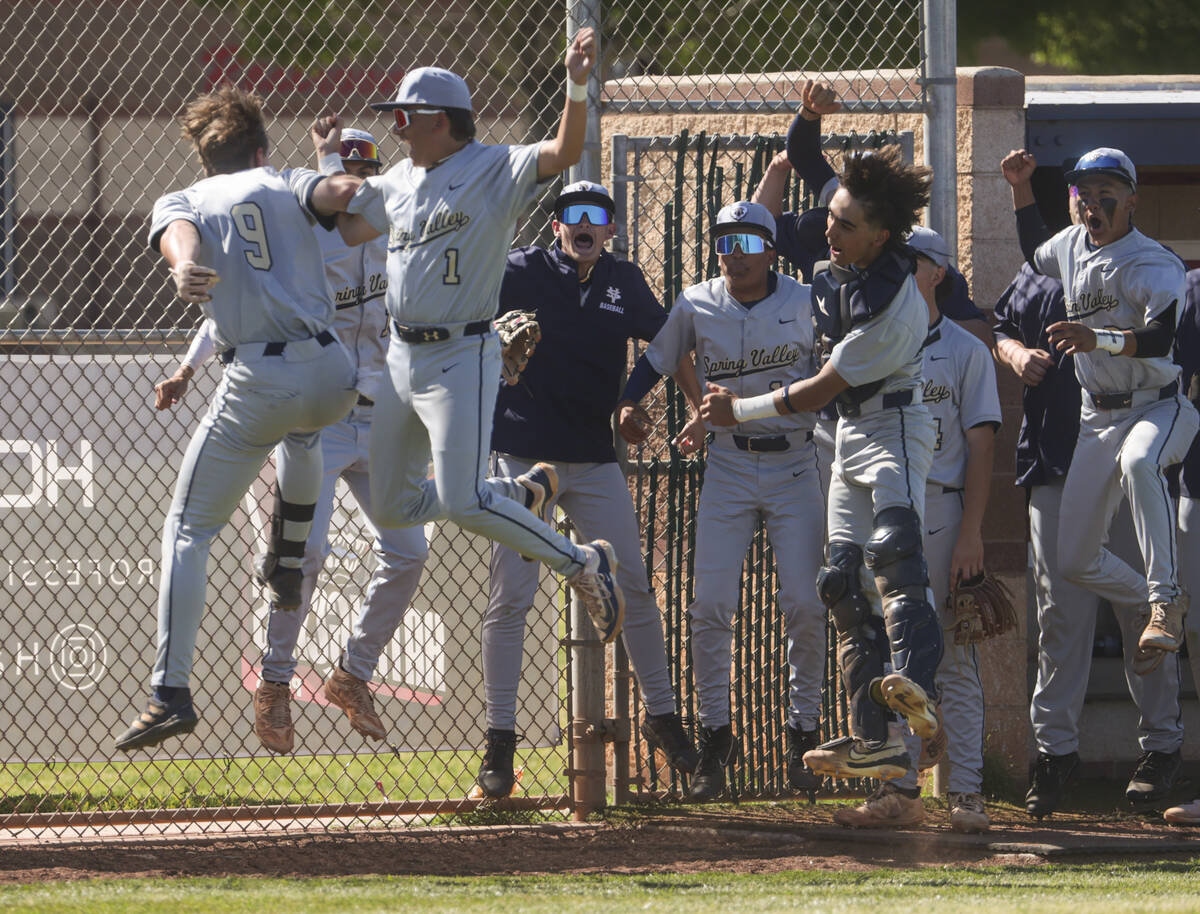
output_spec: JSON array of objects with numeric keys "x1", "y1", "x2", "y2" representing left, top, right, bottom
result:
[
  {"x1": 448, "y1": 181, "x2": 465, "y2": 190},
  {"x1": 442, "y1": 363, "x2": 458, "y2": 373},
  {"x1": 930, "y1": 356, "x2": 948, "y2": 362},
  {"x1": 779, "y1": 317, "x2": 797, "y2": 324},
  {"x1": 927, "y1": 526, "x2": 945, "y2": 536},
  {"x1": 792, "y1": 470, "x2": 804, "y2": 477}
]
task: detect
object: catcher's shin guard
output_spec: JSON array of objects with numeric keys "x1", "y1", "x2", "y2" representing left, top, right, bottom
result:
[
  {"x1": 818, "y1": 542, "x2": 888, "y2": 742},
  {"x1": 865, "y1": 508, "x2": 943, "y2": 694}
]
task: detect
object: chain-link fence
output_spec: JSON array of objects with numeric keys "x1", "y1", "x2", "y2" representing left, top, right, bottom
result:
[{"x1": 0, "y1": 0, "x2": 936, "y2": 837}]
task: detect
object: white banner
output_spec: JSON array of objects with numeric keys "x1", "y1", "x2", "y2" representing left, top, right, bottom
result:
[{"x1": 0, "y1": 353, "x2": 562, "y2": 763}]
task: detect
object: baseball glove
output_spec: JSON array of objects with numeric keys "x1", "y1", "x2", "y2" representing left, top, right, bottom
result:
[
  {"x1": 495, "y1": 309, "x2": 541, "y2": 385},
  {"x1": 950, "y1": 572, "x2": 1018, "y2": 645}
]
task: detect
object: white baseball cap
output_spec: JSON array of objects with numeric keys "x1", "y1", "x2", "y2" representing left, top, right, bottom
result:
[
  {"x1": 555, "y1": 180, "x2": 614, "y2": 215},
  {"x1": 370, "y1": 67, "x2": 473, "y2": 112},
  {"x1": 712, "y1": 201, "x2": 776, "y2": 245},
  {"x1": 340, "y1": 128, "x2": 381, "y2": 166},
  {"x1": 1064, "y1": 147, "x2": 1137, "y2": 189},
  {"x1": 907, "y1": 226, "x2": 951, "y2": 268}
]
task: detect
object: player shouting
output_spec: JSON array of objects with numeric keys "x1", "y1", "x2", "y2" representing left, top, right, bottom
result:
[
  {"x1": 1001, "y1": 147, "x2": 1198, "y2": 676},
  {"x1": 702, "y1": 147, "x2": 945, "y2": 786}
]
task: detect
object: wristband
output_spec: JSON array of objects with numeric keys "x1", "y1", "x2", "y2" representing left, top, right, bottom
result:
[
  {"x1": 731, "y1": 391, "x2": 779, "y2": 422},
  {"x1": 567, "y1": 80, "x2": 588, "y2": 103},
  {"x1": 318, "y1": 153, "x2": 345, "y2": 176},
  {"x1": 1094, "y1": 328, "x2": 1125, "y2": 355}
]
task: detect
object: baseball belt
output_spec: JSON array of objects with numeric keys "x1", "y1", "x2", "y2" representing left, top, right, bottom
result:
[
  {"x1": 218, "y1": 328, "x2": 335, "y2": 365},
  {"x1": 727, "y1": 430, "x2": 814, "y2": 452},
  {"x1": 1085, "y1": 383, "x2": 1176, "y2": 411},
  {"x1": 836, "y1": 387, "x2": 914, "y2": 419},
  {"x1": 392, "y1": 319, "x2": 491, "y2": 343}
]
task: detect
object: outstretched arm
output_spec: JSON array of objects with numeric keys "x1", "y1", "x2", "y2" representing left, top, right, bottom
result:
[
  {"x1": 700, "y1": 359, "x2": 849, "y2": 426},
  {"x1": 537, "y1": 28, "x2": 596, "y2": 180}
]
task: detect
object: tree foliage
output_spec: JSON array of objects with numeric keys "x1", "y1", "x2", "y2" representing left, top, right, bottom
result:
[{"x1": 958, "y1": 0, "x2": 1200, "y2": 74}]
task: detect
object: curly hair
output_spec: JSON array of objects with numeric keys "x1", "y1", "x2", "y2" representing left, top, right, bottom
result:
[
  {"x1": 840, "y1": 146, "x2": 932, "y2": 246},
  {"x1": 179, "y1": 85, "x2": 269, "y2": 176}
]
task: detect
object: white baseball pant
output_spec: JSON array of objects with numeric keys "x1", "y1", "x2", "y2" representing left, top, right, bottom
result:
[
  {"x1": 262, "y1": 403, "x2": 429, "y2": 684},
  {"x1": 482, "y1": 455, "x2": 676, "y2": 730},
  {"x1": 153, "y1": 339, "x2": 356, "y2": 688}
]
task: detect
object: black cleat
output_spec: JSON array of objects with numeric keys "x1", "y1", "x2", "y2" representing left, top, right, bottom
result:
[
  {"x1": 641, "y1": 712, "x2": 700, "y2": 775},
  {"x1": 786, "y1": 725, "x2": 822, "y2": 800},
  {"x1": 1025, "y1": 750, "x2": 1079, "y2": 819},
  {"x1": 1126, "y1": 749, "x2": 1182, "y2": 804},
  {"x1": 688, "y1": 724, "x2": 734, "y2": 801},
  {"x1": 115, "y1": 689, "x2": 198, "y2": 752},
  {"x1": 476, "y1": 728, "x2": 519, "y2": 799}
]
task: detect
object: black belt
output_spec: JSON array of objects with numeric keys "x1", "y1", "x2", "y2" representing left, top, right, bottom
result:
[
  {"x1": 218, "y1": 329, "x2": 335, "y2": 365},
  {"x1": 836, "y1": 388, "x2": 913, "y2": 419},
  {"x1": 392, "y1": 319, "x2": 491, "y2": 343},
  {"x1": 1087, "y1": 383, "x2": 1176, "y2": 410},
  {"x1": 357, "y1": 394, "x2": 374, "y2": 406},
  {"x1": 936, "y1": 485, "x2": 963, "y2": 494},
  {"x1": 729, "y1": 431, "x2": 813, "y2": 453}
]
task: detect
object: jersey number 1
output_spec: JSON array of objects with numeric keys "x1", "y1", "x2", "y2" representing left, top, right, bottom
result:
[
  {"x1": 231, "y1": 202, "x2": 273, "y2": 270},
  {"x1": 443, "y1": 248, "x2": 460, "y2": 285}
]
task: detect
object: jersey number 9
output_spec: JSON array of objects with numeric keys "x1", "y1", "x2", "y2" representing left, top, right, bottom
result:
[{"x1": 231, "y1": 203, "x2": 273, "y2": 271}]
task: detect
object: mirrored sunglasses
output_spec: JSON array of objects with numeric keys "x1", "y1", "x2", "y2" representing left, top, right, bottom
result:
[
  {"x1": 339, "y1": 138, "x2": 379, "y2": 162},
  {"x1": 392, "y1": 107, "x2": 445, "y2": 130},
  {"x1": 559, "y1": 203, "x2": 612, "y2": 226},
  {"x1": 714, "y1": 232, "x2": 768, "y2": 255}
]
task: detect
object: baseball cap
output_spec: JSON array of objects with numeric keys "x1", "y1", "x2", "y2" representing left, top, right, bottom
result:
[
  {"x1": 340, "y1": 128, "x2": 381, "y2": 166},
  {"x1": 712, "y1": 201, "x2": 776, "y2": 246},
  {"x1": 370, "y1": 67, "x2": 473, "y2": 112},
  {"x1": 555, "y1": 180, "x2": 614, "y2": 215},
  {"x1": 1064, "y1": 147, "x2": 1137, "y2": 189},
  {"x1": 906, "y1": 226, "x2": 950, "y2": 268}
]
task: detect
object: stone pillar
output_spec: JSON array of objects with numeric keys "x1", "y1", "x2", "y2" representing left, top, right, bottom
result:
[{"x1": 956, "y1": 66, "x2": 1031, "y2": 783}]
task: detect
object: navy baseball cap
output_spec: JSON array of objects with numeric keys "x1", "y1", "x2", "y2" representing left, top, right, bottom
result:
[
  {"x1": 712, "y1": 201, "x2": 776, "y2": 245},
  {"x1": 1064, "y1": 147, "x2": 1137, "y2": 189},
  {"x1": 371, "y1": 67, "x2": 472, "y2": 112}
]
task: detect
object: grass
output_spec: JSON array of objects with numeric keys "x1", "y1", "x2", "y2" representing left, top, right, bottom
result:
[
  {"x1": 0, "y1": 745, "x2": 570, "y2": 816},
  {"x1": 2, "y1": 861, "x2": 1200, "y2": 913}
]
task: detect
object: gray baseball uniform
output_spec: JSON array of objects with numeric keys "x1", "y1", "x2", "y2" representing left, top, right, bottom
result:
[
  {"x1": 346, "y1": 141, "x2": 589, "y2": 575},
  {"x1": 147, "y1": 166, "x2": 357, "y2": 688},
  {"x1": 1036, "y1": 225, "x2": 1198, "y2": 606},
  {"x1": 894, "y1": 317, "x2": 1001, "y2": 794},
  {"x1": 825, "y1": 274, "x2": 935, "y2": 579},
  {"x1": 645, "y1": 274, "x2": 826, "y2": 730}
]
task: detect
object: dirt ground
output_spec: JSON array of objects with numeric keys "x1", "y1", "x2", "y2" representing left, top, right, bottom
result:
[{"x1": 3, "y1": 796, "x2": 1200, "y2": 884}]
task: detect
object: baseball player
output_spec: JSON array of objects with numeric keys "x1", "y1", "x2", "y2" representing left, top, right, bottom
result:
[
  {"x1": 1002, "y1": 148, "x2": 1197, "y2": 694},
  {"x1": 314, "y1": 29, "x2": 625, "y2": 645},
  {"x1": 752, "y1": 82, "x2": 992, "y2": 506},
  {"x1": 616, "y1": 201, "x2": 825, "y2": 801},
  {"x1": 702, "y1": 146, "x2": 945, "y2": 787},
  {"x1": 1165, "y1": 267, "x2": 1200, "y2": 824},
  {"x1": 116, "y1": 86, "x2": 361, "y2": 751},
  {"x1": 834, "y1": 227, "x2": 1000, "y2": 831},
  {"x1": 155, "y1": 130, "x2": 451, "y2": 753},
  {"x1": 995, "y1": 243, "x2": 1184, "y2": 820},
  {"x1": 475, "y1": 181, "x2": 698, "y2": 798}
]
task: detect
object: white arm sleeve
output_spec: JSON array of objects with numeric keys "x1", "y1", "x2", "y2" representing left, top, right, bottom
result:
[{"x1": 182, "y1": 319, "x2": 219, "y2": 372}]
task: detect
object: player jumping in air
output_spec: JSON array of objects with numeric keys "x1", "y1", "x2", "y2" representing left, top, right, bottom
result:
[{"x1": 702, "y1": 146, "x2": 945, "y2": 786}]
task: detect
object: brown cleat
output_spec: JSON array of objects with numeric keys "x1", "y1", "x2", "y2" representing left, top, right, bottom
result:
[
  {"x1": 253, "y1": 680, "x2": 295, "y2": 754},
  {"x1": 323, "y1": 665, "x2": 387, "y2": 740},
  {"x1": 1140, "y1": 593, "x2": 1188, "y2": 652},
  {"x1": 917, "y1": 704, "x2": 947, "y2": 770},
  {"x1": 833, "y1": 782, "x2": 925, "y2": 828}
]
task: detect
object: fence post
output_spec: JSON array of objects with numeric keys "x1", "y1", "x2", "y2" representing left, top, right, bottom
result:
[
  {"x1": 566, "y1": 0, "x2": 602, "y2": 185},
  {"x1": 923, "y1": 0, "x2": 958, "y2": 256}
]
